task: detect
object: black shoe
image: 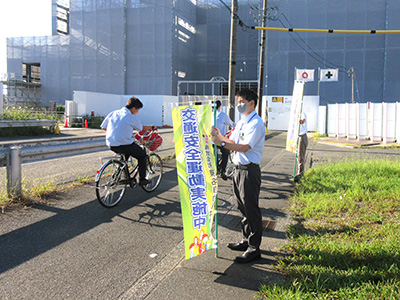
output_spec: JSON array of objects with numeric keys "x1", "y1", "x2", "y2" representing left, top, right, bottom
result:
[
  {"x1": 139, "y1": 179, "x2": 150, "y2": 186},
  {"x1": 227, "y1": 241, "x2": 248, "y2": 251},
  {"x1": 294, "y1": 173, "x2": 304, "y2": 183},
  {"x1": 234, "y1": 248, "x2": 261, "y2": 263}
]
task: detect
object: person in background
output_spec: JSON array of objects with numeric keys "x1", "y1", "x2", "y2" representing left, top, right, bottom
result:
[
  {"x1": 100, "y1": 97, "x2": 156, "y2": 186},
  {"x1": 294, "y1": 112, "x2": 308, "y2": 182},
  {"x1": 214, "y1": 100, "x2": 235, "y2": 180},
  {"x1": 211, "y1": 89, "x2": 265, "y2": 263}
]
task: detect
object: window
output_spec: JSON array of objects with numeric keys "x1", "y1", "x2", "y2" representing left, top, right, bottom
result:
[
  {"x1": 57, "y1": 2, "x2": 70, "y2": 35},
  {"x1": 23, "y1": 63, "x2": 41, "y2": 84}
]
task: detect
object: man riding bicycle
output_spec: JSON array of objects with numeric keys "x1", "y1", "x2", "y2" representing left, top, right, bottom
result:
[
  {"x1": 100, "y1": 97, "x2": 156, "y2": 186},
  {"x1": 215, "y1": 100, "x2": 235, "y2": 180}
]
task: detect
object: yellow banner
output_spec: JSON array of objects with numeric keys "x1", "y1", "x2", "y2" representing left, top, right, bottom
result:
[
  {"x1": 286, "y1": 81, "x2": 305, "y2": 153},
  {"x1": 172, "y1": 104, "x2": 218, "y2": 260}
]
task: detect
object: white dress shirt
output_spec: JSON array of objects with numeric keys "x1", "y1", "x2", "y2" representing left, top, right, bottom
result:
[
  {"x1": 230, "y1": 111, "x2": 265, "y2": 165},
  {"x1": 100, "y1": 107, "x2": 143, "y2": 147},
  {"x1": 299, "y1": 112, "x2": 308, "y2": 135},
  {"x1": 216, "y1": 110, "x2": 234, "y2": 136}
]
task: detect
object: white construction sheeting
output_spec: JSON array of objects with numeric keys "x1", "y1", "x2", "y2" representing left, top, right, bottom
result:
[
  {"x1": 318, "y1": 106, "x2": 326, "y2": 135},
  {"x1": 324, "y1": 102, "x2": 398, "y2": 143},
  {"x1": 358, "y1": 103, "x2": 368, "y2": 140},
  {"x1": 0, "y1": 83, "x2": 3, "y2": 114}
]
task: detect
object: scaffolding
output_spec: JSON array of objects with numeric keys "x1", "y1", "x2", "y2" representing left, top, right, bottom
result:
[
  {"x1": 176, "y1": 78, "x2": 259, "y2": 124},
  {"x1": 1, "y1": 73, "x2": 41, "y2": 107},
  {"x1": 178, "y1": 77, "x2": 258, "y2": 96}
]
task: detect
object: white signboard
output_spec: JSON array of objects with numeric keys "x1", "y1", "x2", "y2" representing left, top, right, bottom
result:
[{"x1": 266, "y1": 95, "x2": 320, "y2": 131}]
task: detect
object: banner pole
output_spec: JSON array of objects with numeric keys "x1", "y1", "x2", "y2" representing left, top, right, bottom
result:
[
  {"x1": 213, "y1": 103, "x2": 218, "y2": 257},
  {"x1": 293, "y1": 97, "x2": 304, "y2": 182}
]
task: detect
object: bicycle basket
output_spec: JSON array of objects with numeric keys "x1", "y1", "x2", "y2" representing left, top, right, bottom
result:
[{"x1": 135, "y1": 130, "x2": 163, "y2": 151}]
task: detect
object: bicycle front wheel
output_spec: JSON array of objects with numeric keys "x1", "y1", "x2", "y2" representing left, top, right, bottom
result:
[
  {"x1": 225, "y1": 152, "x2": 236, "y2": 178},
  {"x1": 96, "y1": 159, "x2": 127, "y2": 208},
  {"x1": 142, "y1": 154, "x2": 163, "y2": 192}
]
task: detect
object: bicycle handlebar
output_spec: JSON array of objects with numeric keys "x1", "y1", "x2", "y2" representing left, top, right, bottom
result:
[
  {"x1": 135, "y1": 129, "x2": 163, "y2": 151},
  {"x1": 139, "y1": 130, "x2": 153, "y2": 138}
]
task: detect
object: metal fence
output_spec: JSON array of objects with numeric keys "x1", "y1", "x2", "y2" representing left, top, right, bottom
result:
[{"x1": 1, "y1": 138, "x2": 107, "y2": 196}]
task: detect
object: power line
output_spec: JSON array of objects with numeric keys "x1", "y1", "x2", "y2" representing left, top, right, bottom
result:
[
  {"x1": 218, "y1": 0, "x2": 232, "y2": 12},
  {"x1": 252, "y1": 26, "x2": 400, "y2": 34},
  {"x1": 278, "y1": 13, "x2": 349, "y2": 72},
  {"x1": 271, "y1": 13, "x2": 364, "y2": 101},
  {"x1": 218, "y1": 0, "x2": 261, "y2": 45}
]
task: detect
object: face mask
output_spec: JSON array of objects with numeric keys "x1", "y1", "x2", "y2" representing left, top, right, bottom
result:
[{"x1": 237, "y1": 103, "x2": 247, "y2": 114}]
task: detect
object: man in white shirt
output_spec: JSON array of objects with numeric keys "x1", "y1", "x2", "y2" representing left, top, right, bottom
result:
[
  {"x1": 295, "y1": 112, "x2": 308, "y2": 182},
  {"x1": 215, "y1": 100, "x2": 234, "y2": 180},
  {"x1": 211, "y1": 89, "x2": 265, "y2": 263},
  {"x1": 100, "y1": 97, "x2": 155, "y2": 186}
]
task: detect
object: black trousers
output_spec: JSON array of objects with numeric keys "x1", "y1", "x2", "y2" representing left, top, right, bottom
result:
[
  {"x1": 217, "y1": 145, "x2": 230, "y2": 173},
  {"x1": 110, "y1": 142, "x2": 147, "y2": 180},
  {"x1": 232, "y1": 163, "x2": 262, "y2": 249}
]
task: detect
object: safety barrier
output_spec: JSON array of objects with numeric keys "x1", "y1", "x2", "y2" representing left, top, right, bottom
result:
[{"x1": 1, "y1": 139, "x2": 107, "y2": 197}]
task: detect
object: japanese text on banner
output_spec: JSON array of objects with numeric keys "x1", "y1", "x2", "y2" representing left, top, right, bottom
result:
[{"x1": 172, "y1": 104, "x2": 218, "y2": 260}]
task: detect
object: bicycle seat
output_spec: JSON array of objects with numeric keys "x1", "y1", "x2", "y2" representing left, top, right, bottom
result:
[{"x1": 111, "y1": 150, "x2": 129, "y2": 162}]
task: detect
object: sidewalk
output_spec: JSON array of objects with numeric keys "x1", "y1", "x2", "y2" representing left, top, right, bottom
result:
[
  {"x1": 317, "y1": 135, "x2": 399, "y2": 148},
  {"x1": 121, "y1": 132, "x2": 296, "y2": 300}
]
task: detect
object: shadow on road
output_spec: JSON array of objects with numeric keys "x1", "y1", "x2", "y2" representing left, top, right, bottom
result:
[{"x1": 0, "y1": 168, "x2": 178, "y2": 274}]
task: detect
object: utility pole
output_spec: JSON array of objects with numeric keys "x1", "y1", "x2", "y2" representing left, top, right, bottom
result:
[
  {"x1": 228, "y1": 0, "x2": 238, "y2": 121},
  {"x1": 348, "y1": 67, "x2": 354, "y2": 103},
  {"x1": 351, "y1": 67, "x2": 355, "y2": 103},
  {"x1": 257, "y1": 0, "x2": 267, "y2": 117}
]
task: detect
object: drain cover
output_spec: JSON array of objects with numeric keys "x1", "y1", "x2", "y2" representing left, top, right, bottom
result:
[{"x1": 262, "y1": 220, "x2": 277, "y2": 231}]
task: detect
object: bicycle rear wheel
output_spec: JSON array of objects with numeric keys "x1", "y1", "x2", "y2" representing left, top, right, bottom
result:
[
  {"x1": 142, "y1": 154, "x2": 163, "y2": 192},
  {"x1": 96, "y1": 159, "x2": 127, "y2": 208},
  {"x1": 224, "y1": 152, "x2": 235, "y2": 178}
]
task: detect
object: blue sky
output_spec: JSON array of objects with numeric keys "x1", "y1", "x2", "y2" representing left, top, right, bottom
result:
[{"x1": 0, "y1": 0, "x2": 52, "y2": 75}]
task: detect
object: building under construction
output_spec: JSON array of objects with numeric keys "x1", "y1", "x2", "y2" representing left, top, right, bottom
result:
[{"x1": 4, "y1": 0, "x2": 400, "y2": 107}]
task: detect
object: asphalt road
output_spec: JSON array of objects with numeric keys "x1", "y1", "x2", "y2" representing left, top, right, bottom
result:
[{"x1": 0, "y1": 160, "x2": 186, "y2": 299}]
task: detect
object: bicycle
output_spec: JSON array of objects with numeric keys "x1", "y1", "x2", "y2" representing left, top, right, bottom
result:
[
  {"x1": 216, "y1": 129, "x2": 235, "y2": 180},
  {"x1": 217, "y1": 149, "x2": 235, "y2": 179},
  {"x1": 95, "y1": 131, "x2": 163, "y2": 208}
]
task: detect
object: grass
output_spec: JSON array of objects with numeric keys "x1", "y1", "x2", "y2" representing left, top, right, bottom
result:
[
  {"x1": 0, "y1": 154, "x2": 174, "y2": 209},
  {"x1": 259, "y1": 159, "x2": 400, "y2": 299},
  {"x1": 74, "y1": 175, "x2": 91, "y2": 184},
  {"x1": 0, "y1": 179, "x2": 59, "y2": 209},
  {"x1": 0, "y1": 105, "x2": 64, "y2": 136},
  {"x1": 311, "y1": 131, "x2": 328, "y2": 141},
  {"x1": 1, "y1": 105, "x2": 63, "y2": 121}
]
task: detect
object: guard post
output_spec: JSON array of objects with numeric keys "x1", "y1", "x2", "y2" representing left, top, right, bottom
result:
[{"x1": 7, "y1": 146, "x2": 22, "y2": 197}]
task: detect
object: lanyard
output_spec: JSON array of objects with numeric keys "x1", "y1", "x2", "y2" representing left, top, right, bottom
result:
[
  {"x1": 239, "y1": 112, "x2": 257, "y2": 133},
  {"x1": 235, "y1": 112, "x2": 257, "y2": 143}
]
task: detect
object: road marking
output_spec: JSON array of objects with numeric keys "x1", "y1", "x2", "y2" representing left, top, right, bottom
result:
[{"x1": 118, "y1": 239, "x2": 185, "y2": 300}]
